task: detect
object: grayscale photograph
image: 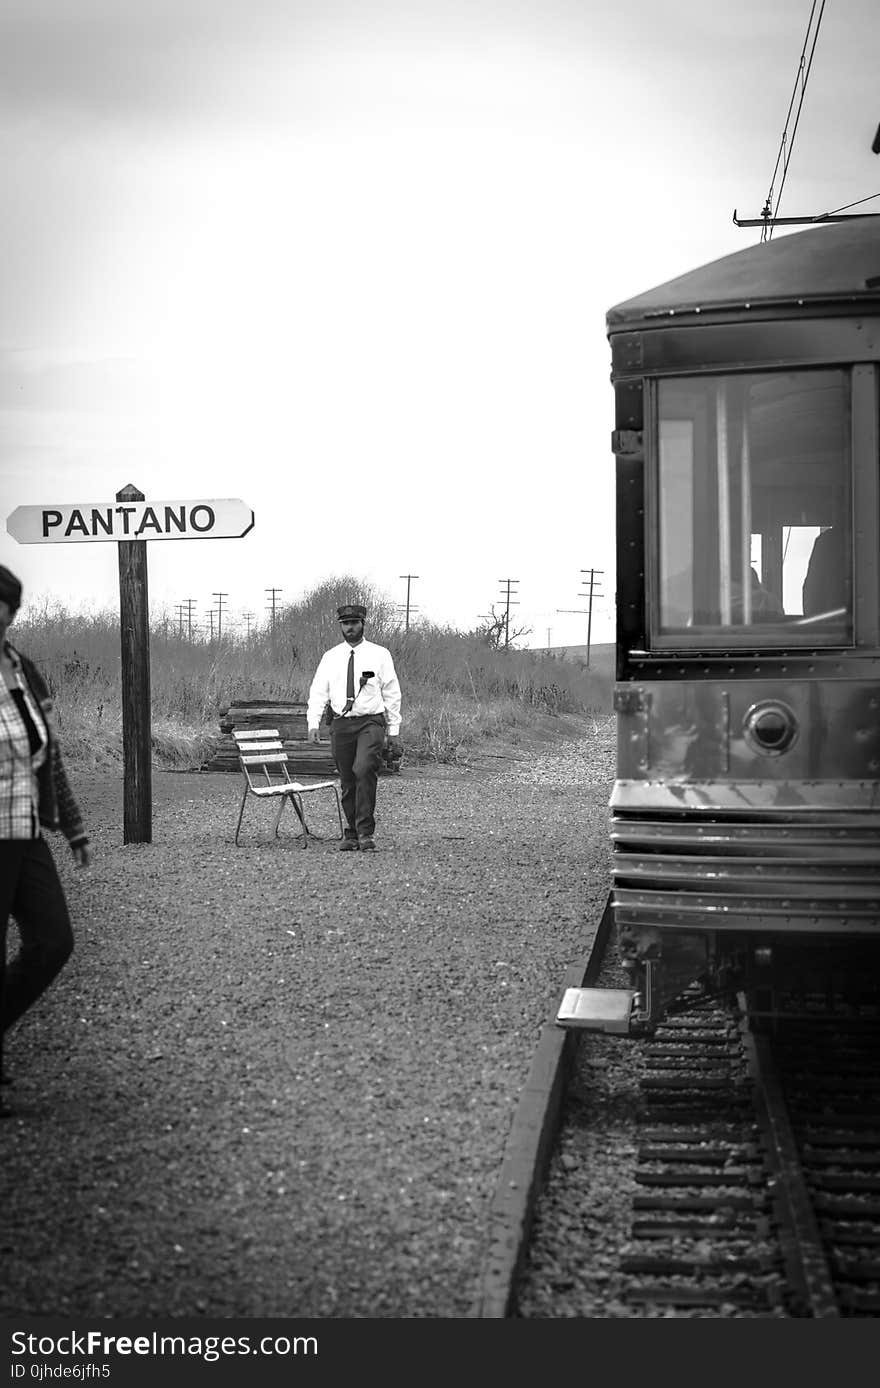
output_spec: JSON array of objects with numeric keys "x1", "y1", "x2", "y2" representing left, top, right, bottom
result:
[{"x1": 1, "y1": 0, "x2": 878, "y2": 1356}]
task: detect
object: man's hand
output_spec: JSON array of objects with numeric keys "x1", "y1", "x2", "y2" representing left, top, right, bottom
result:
[
  {"x1": 386, "y1": 735, "x2": 402, "y2": 757},
  {"x1": 72, "y1": 842, "x2": 92, "y2": 868},
  {"x1": 308, "y1": 727, "x2": 321, "y2": 744}
]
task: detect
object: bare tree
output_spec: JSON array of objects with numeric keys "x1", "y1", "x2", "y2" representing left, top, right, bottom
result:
[{"x1": 477, "y1": 604, "x2": 532, "y2": 650}]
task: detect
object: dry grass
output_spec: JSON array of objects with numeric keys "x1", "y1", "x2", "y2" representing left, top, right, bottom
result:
[{"x1": 13, "y1": 576, "x2": 612, "y2": 769}]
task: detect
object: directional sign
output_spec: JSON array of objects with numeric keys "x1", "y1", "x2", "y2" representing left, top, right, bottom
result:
[{"x1": 6, "y1": 498, "x2": 254, "y2": 544}]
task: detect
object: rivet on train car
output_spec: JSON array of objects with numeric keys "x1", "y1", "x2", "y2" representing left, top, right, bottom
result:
[{"x1": 754, "y1": 947, "x2": 773, "y2": 966}]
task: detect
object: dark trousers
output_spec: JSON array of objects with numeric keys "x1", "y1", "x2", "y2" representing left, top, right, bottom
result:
[
  {"x1": 0, "y1": 836, "x2": 74, "y2": 1037},
  {"x1": 330, "y1": 715, "x2": 386, "y2": 839}
]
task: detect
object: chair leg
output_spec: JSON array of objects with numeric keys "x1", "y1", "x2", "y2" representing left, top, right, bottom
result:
[
  {"x1": 275, "y1": 792, "x2": 309, "y2": 844},
  {"x1": 234, "y1": 788, "x2": 249, "y2": 845},
  {"x1": 291, "y1": 793, "x2": 309, "y2": 844}
]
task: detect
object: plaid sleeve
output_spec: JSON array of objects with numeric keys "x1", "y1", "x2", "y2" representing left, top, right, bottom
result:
[
  {"x1": 50, "y1": 740, "x2": 88, "y2": 847},
  {"x1": 18, "y1": 651, "x2": 89, "y2": 848}
]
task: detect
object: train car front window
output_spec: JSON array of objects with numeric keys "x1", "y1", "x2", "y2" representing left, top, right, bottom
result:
[{"x1": 655, "y1": 369, "x2": 852, "y2": 646}]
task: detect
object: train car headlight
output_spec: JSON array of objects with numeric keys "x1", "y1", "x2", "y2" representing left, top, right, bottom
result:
[{"x1": 743, "y1": 700, "x2": 799, "y2": 756}]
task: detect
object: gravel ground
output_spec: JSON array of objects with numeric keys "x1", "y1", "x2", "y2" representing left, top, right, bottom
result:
[
  {"x1": 514, "y1": 989, "x2": 652, "y2": 1318},
  {"x1": 1, "y1": 717, "x2": 616, "y2": 1319}
]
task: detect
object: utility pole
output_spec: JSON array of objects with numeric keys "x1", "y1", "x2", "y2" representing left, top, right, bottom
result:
[
  {"x1": 208, "y1": 609, "x2": 215, "y2": 642},
  {"x1": 578, "y1": 568, "x2": 604, "y2": 668},
  {"x1": 182, "y1": 598, "x2": 197, "y2": 641},
  {"x1": 546, "y1": 627, "x2": 552, "y2": 651},
  {"x1": 212, "y1": 591, "x2": 228, "y2": 642},
  {"x1": 242, "y1": 611, "x2": 254, "y2": 641},
  {"x1": 265, "y1": 587, "x2": 282, "y2": 638},
  {"x1": 498, "y1": 577, "x2": 519, "y2": 651},
  {"x1": 398, "y1": 574, "x2": 419, "y2": 631},
  {"x1": 558, "y1": 569, "x2": 604, "y2": 666},
  {"x1": 175, "y1": 604, "x2": 185, "y2": 638}
]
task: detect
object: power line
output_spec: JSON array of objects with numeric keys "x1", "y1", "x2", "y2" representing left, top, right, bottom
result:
[
  {"x1": 265, "y1": 588, "x2": 282, "y2": 634},
  {"x1": 557, "y1": 566, "x2": 604, "y2": 668},
  {"x1": 498, "y1": 578, "x2": 519, "y2": 651},
  {"x1": 182, "y1": 598, "x2": 197, "y2": 641},
  {"x1": 212, "y1": 591, "x2": 228, "y2": 642},
  {"x1": 398, "y1": 574, "x2": 419, "y2": 631},
  {"x1": 760, "y1": 0, "x2": 828, "y2": 242},
  {"x1": 578, "y1": 568, "x2": 604, "y2": 668}
]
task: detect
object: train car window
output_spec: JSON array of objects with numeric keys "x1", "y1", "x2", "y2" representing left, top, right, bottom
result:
[{"x1": 655, "y1": 369, "x2": 852, "y2": 647}]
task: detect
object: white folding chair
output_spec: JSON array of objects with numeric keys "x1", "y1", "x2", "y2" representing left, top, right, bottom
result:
[{"x1": 232, "y1": 728, "x2": 344, "y2": 847}]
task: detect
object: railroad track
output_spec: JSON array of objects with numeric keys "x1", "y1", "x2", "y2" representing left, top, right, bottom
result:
[{"x1": 477, "y1": 925, "x2": 880, "y2": 1318}]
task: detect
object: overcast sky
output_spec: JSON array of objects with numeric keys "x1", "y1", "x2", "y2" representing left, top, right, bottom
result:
[{"x1": 1, "y1": 0, "x2": 877, "y2": 647}]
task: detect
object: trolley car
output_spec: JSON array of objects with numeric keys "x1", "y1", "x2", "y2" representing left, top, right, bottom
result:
[{"x1": 560, "y1": 219, "x2": 880, "y2": 1034}]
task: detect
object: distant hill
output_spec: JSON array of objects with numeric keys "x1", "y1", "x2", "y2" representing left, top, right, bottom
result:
[
  {"x1": 528, "y1": 640, "x2": 615, "y2": 711},
  {"x1": 538, "y1": 641, "x2": 615, "y2": 673}
]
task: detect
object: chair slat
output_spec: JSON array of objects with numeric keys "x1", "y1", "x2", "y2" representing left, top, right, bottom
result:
[
  {"x1": 233, "y1": 728, "x2": 280, "y2": 741},
  {"x1": 241, "y1": 751, "x2": 288, "y2": 765}
]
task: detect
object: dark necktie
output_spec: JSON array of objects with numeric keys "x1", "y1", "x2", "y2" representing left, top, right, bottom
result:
[{"x1": 346, "y1": 649, "x2": 355, "y2": 703}]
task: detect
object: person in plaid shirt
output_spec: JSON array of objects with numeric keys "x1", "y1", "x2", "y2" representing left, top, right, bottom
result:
[{"x1": 0, "y1": 564, "x2": 91, "y2": 1095}]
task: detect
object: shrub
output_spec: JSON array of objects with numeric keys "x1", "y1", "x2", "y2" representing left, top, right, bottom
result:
[{"x1": 11, "y1": 578, "x2": 609, "y2": 768}]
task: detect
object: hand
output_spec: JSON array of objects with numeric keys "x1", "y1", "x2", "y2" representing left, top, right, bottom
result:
[
  {"x1": 386, "y1": 735, "x2": 402, "y2": 756},
  {"x1": 72, "y1": 842, "x2": 92, "y2": 868},
  {"x1": 308, "y1": 727, "x2": 321, "y2": 744}
]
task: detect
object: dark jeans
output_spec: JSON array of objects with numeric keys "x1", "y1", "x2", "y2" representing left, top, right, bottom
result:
[
  {"x1": 1, "y1": 836, "x2": 74, "y2": 1036},
  {"x1": 330, "y1": 715, "x2": 386, "y2": 839}
]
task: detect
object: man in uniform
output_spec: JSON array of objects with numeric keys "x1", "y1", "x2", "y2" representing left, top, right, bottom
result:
[{"x1": 307, "y1": 604, "x2": 402, "y2": 851}]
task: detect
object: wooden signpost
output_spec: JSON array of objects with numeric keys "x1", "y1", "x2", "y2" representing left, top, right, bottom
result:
[{"x1": 7, "y1": 483, "x2": 254, "y2": 844}]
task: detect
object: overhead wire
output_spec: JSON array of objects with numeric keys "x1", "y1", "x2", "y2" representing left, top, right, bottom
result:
[
  {"x1": 822, "y1": 190, "x2": 880, "y2": 216},
  {"x1": 761, "y1": 0, "x2": 828, "y2": 241}
]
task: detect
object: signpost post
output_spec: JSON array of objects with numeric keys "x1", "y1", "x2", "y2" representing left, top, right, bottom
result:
[
  {"x1": 116, "y1": 484, "x2": 152, "y2": 845},
  {"x1": 7, "y1": 484, "x2": 254, "y2": 844}
]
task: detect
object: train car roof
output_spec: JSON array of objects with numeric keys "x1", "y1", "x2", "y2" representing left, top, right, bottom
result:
[{"x1": 607, "y1": 219, "x2": 880, "y2": 329}]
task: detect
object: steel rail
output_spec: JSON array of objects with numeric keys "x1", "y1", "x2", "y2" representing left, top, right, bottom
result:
[
  {"x1": 740, "y1": 1008, "x2": 841, "y2": 1317},
  {"x1": 473, "y1": 892, "x2": 615, "y2": 1317}
]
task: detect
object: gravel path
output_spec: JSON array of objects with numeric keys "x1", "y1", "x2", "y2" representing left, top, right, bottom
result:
[{"x1": 1, "y1": 718, "x2": 615, "y2": 1319}]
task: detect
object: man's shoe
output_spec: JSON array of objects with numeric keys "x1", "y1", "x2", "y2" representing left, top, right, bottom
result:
[
  {"x1": 358, "y1": 837, "x2": 376, "y2": 851},
  {"x1": 340, "y1": 838, "x2": 359, "y2": 852}
]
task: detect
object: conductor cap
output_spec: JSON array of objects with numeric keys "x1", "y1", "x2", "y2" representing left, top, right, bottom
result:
[{"x1": 337, "y1": 603, "x2": 366, "y2": 621}]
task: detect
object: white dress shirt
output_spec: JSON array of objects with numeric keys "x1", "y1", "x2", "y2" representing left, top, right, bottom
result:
[{"x1": 307, "y1": 638, "x2": 402, "y2": 736}]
